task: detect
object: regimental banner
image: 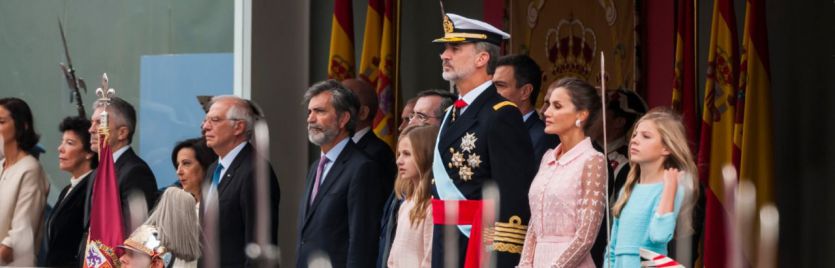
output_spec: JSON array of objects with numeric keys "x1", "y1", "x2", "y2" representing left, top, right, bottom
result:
[
  {"x1": 84, "y1": 134, "x2": 124, "y2": 268},
  {"x1": 510, "y1": 0, "x2": 636, "y2": 107}
]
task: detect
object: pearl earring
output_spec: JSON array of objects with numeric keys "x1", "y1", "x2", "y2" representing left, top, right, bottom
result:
[{"x1": 575, "y1": 119, "x2": 582, "y2": 127}]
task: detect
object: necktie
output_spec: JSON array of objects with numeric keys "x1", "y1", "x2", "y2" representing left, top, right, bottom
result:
[
  {"x1": 454, "y1": 99, "x2": 468, "y2": 108},
  {"x1": 205, "y1": 163, "x2": 224, "y2": 213},
  {"x1": 309, "y1": 155, "x2": 330, "y2": 205},
  {"x1": 212, "y1": 163, "x2": 224, "y2": 186}
]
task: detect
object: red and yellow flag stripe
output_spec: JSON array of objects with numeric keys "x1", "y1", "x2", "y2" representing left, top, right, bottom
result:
[
  {"x1": 372, "y1": 0, "x2": 396, "y2": 148},
  {"x1": 359, "y1": 0, "x2": 383, "y2": 85},
  {"x1": 698, "y1": 0, "x2": 739, "y2": 266},
  {"x1": 327, "y1": 0, "x2": 355, "y2": 81}
]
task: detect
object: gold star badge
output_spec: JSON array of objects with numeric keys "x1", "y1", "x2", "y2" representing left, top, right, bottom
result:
[
  {"x1": 467, "y1": 154, "x2": 482, "y2": 168},
  {"x1": 451, "y1": 151, "x2": 466, "y2": 168},
  {"x1": 460, "y1": 132, "x2": 478, "y2": 153},
  {"x1": 459, "y1": 166, "x2": 473, "y2": 181}
]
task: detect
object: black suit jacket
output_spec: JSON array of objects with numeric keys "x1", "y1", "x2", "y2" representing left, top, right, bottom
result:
[
  {"x1": 44, "y1": 173, "x2": 91, "y2": 267},
  {"x1": 354, "y1": 131, "x2": 396, "y2": 196},
  {"x1": 525, "y1": 114, "x2": 559, "y2": 165},
  {"x1": 432, "y1": 85, "x2": 537, "y2": 268},
  {"x1": 81, "y1": 147, "x2": 158, "y2": 257},
  {"x1": 297, "y1": 141, "x2": 384, "y2": 268},
  {"x1": 375, "y1": 192, "x2": 402, "y2": 268},
  {"x1": 203, "y1": 143, "x2": 280, "y2": 267}
]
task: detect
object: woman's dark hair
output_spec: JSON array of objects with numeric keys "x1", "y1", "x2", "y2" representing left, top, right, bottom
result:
[
  {"x1": 59, "y1": 116, "x2": 98, "y2": 169},
  {"x1": 550, "y1": 77, "x2": 601, "y2": 133},
  {"x1": 0, "y1": 98, "x2": 40, "y2": 151},
  {"x1": 171, "y1": 137, "x2": 217, "y2": 172}
]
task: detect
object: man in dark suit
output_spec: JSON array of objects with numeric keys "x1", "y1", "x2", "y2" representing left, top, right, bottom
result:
[
  {"x1": 341, "y1": 78, "x2": 396, "y2": 195},
  {"x1": 431, "y1": 13, "x2": 538, "y2": 268},
  {"x1": 44, "y1": 116, "x2": 97, "y2": 267},
  {"x1": 201, "y1": 96, "x2": 281, "y2": 267},
  {"x1": 298, "y1": 80, "x2": 384, "y2": 268},
  {"x1": 410, "y1": 89, "x2": 456, "y2": 127},
  {"x1": 495, "y1": 54, "x2": 559, "y2": 165},
  {"x1": 82, "y1": 97, "x2": 158, "y2": 247}
]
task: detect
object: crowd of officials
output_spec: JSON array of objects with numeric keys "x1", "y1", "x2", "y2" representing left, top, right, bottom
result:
[{"x1": 0, "y1": 13, "x2": 701, "y2": 268}]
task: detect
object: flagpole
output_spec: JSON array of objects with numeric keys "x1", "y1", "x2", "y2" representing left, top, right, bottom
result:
[
  {"x1": 394, "y1": 0, "x2": 401, "y2": 136},
  {"x1": 600, "y1": 51, "x2": 612, "y2": 248},
  {"x1": 693, "y1": 0, "x2": 699, "y2": 119}
]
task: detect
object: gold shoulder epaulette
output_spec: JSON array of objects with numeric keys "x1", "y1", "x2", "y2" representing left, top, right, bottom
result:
[{"x1": 493, "y1": 101, "x2": 517, "y2": 111}]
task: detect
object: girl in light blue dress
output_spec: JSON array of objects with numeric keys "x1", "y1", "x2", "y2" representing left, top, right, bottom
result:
[{"x1": 605, "y1": 109, "x2": 699, "y2": 268}]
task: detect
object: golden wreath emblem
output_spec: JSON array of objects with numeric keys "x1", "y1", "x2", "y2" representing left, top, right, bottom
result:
[{"x1": 443, "y1": 15, "x2": 454, "y2": 34}]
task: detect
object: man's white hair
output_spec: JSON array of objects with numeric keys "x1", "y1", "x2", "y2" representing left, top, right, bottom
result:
[{"x1": 210, "y1": 95, "x2": 263, "y2": 139}]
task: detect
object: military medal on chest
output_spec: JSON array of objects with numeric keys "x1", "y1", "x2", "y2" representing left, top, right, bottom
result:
[{"x1": 448, "y1": 132, "x2": 482, "y2": 181}]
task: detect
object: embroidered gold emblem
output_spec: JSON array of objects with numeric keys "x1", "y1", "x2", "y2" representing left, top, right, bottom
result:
[
  {"x1": 493, "y1": 242, "x2": 523, "y2": 254},
  {"x1": 458, "y1": 166, "x2": 473, "y2": 181},
  {"x1": 460, "y1": 132, "x2": 477, "y2": 152},
  {"x1": 490, "y1": 216, "x2": 527, "y2": 254},
  {"x1": 447, "y1": 133, "x2": 481, "y2": 182},
  {"x1": 467, "y1": 154, "x2": 482, "y2": 168},
  {"x1": 443, "y1": 15, "x2": 454, "y2": 34},
  {"x1": 451, "y1": 151, "x2": 466, "y2": 168}
]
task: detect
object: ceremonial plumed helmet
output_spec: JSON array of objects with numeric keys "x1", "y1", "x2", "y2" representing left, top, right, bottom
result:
[{"x1": 119, "y1": 225, "x2": 174, "y2": 267}]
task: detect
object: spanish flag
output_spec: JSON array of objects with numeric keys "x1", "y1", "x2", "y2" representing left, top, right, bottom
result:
[
  {"x1": 372, "y1": 0, "x2": 396, "y2": 148},
  {"x1": 737, "y1": 0, "x2": 774, "y2": 246},
  {"x1": 698, "y1": 0, "x2": 739, "y2": 266},
  {"x1": 327, "y1": 0, "x2": 355, "y2": 81},
  {"x1": 671, "y1": 0, "x2": 698, "y2": 150},
  {"x1": 358, "y1": 0, "x2": 383, "y2": 84},
  {"x1": 83, "y1": 132, "x2": 125, "y2": 267}
]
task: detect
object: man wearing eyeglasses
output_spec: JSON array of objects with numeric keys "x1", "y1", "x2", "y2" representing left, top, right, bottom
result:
[
  {"x1": 409, "y1": 89, "x2": 456, "y2": 127},
  {"x1": 200, "y1": 95, "x2": 280, "y2": 267}
]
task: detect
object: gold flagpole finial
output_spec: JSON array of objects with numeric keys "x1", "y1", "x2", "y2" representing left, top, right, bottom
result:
[{"x1": 95, "y1": 73, "x2": 117, "y2": 143}]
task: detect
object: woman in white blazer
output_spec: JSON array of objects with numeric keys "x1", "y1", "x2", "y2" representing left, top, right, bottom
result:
[{"x1": 0, "y1": 98, "x2": 49, "y2": 266}]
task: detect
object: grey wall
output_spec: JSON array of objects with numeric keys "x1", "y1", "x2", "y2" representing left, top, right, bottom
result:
[
  {"x1": 0, "y1": 0, "x2": 233, "y2": 204},
  {"x1": 251, "y1": 0, "x2": 310, "y2": 266}
]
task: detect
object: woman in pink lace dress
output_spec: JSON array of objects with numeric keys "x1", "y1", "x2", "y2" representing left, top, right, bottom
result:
[{"x1": 518, "y1": 77, "x2": 607, "y2": 268}]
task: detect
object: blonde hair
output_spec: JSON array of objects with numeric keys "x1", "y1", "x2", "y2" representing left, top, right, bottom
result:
[
  {"x1": 144, "y1": 187, "x2": 202, "y2": 261},
  {"x1": 611, "y1": 108, "x2": 699, "y2": 236},
  {"x1": 393, "y1": 124, "x2": 439, "y2": 227}
]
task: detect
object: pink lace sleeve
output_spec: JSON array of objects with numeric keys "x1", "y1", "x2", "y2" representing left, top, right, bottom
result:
[
  {"x1": 553, "y1": 154, "x2": 607, "y2": 267},
  {"x1": 516, "y1": 211, "x2": 537, "y2": 268}
]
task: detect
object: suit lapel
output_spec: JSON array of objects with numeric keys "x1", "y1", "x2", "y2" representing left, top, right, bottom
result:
[
  {"x1": 439, "y1": 86, "x2": 496, "y2": 150},
  {"x1": 301, "y1": 142, "x2": 354, "y2": 231},
  {"x1": 47, "y1": 185, "x2": 71, "y2": 245},
  {"x1": 114, "y1": 148, "x2": 133, "y2": 184},
  {"x1": 217, "y1": 144, "x2": 252, "y2": 196},
  {"x1": 300, "y1": 160, "x2": 317, "y2": 219},
  {"x1": 355, "y1": 132, "x2": 370, "y2": 149},
  {"x1": 524, "y1": 114, "x2": 539, "y2": 129},
  {"x1": 49, "y1": 174, "x2": 91, "y2": 246}
]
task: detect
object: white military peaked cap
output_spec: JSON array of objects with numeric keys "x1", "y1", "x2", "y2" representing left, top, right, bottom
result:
[{"x1": 433, "y1": 13, "x2": 510, "y2": 45}]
